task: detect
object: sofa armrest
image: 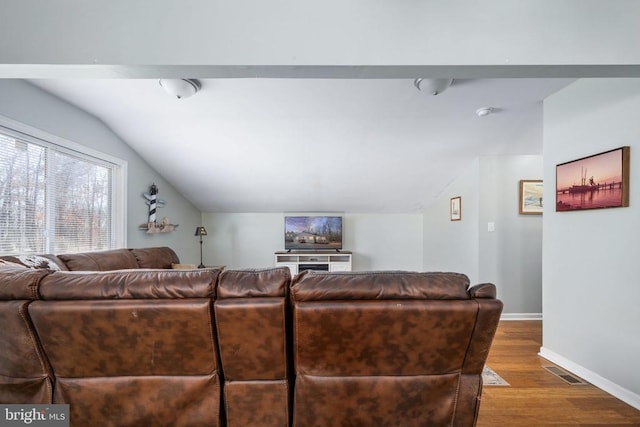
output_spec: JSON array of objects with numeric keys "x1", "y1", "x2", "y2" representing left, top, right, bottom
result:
[
  {"x1": 462, "y1": 298, "x2": 503, "y2": 373},
  {"x1": 0, "y1": 266, "x2": 51, "y2": 300}
]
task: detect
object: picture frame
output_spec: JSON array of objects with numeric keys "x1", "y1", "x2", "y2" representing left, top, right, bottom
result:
[
  {"x1": 519, "y1": 180, "x2": 544, "y2": 215},
  {"x1": 556, "y1": 146, "x2": 630, "y2": 212},
  {"x1": 450, "y1": 196, "x2": 461, "y2": 221}
]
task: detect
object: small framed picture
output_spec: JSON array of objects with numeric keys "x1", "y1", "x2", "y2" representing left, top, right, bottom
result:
[
  {"x1": 519, "y1": 180, "x2": 544, "y2": 215},
  {"x1": 450, "y1": 196, "x2": 461, "y2": 221}
]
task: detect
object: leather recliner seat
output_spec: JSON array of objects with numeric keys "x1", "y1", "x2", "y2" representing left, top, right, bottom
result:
[
  {"x1": 215, "y1": 268, "x2": 291, "y2": 426},
  {"x1": 290, "y1": 270, "x2": 503, "y2": 427},
  {"x1": 1, "y1": 247, "x2": 502, "y2": 427}
]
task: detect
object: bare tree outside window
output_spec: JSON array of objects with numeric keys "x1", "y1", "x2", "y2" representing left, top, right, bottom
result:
[
  {"x1": 0, "y1": 134, "x2": 46, "y2": 254},
  {"x1": 0, "y1": 132, "x2": 115, "y2": 255},
  {"x1": 52, "y1": 151, "x2": 112, "y2": 253}
]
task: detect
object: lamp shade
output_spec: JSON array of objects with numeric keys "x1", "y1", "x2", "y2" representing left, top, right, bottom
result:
[
  {"x1": 159, "y1": 79, "x2": 201, "y2": 99},
  {"x1": 195, "y1": 226, "x2": 208, "y2": 236}
]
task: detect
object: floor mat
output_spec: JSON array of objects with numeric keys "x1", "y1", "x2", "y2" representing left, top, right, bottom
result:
[{"x1": 482, "y1": 366, "x2": 510, "y2": 386}]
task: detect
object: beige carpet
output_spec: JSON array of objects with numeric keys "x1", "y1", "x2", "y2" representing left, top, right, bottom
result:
[{"x1": 482, "y1": 366, "x2": 509, "y2": 386}]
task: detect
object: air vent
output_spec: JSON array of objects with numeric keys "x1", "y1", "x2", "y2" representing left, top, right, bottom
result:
[{"x1": 543, "y1": 365, "x2": 588, "y2": 385}]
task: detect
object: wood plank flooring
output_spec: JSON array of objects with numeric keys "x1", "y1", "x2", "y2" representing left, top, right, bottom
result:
[{"x1": 476, "y1": 320, "x2": 640, "y2": 426}]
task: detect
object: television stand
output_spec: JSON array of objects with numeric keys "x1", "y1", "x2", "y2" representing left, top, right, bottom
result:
[{"x1": 274, "y1": 251, "x2": 352, "y2": 275}]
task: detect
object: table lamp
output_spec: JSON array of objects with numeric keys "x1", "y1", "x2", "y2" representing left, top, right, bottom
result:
[{"x1": 194, "y1": 226, "x2": 208, "y2": 268}]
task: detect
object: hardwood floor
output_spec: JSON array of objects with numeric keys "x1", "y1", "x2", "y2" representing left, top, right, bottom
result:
[{"x1": 476, "y1": 320, "x2": 640, "y2": 426}]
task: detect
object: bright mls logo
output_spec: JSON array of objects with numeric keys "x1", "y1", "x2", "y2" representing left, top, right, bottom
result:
[{"x1": 1, "y1": 405, "x2": 69, "y2": 426}]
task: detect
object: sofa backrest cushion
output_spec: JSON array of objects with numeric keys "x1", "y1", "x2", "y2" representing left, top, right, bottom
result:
[
  {"x1": 38, "y1": 269, "x2": 221, "y2": 300},
  {"x1": 294, "y1": 298, "x2": 478, "y2": 376},
  {"x1": 216, "y1": 268, "x2": 290, "y2": 380},
  {"x1": 57, "y1": 249, "x2": 139, "y2": 271},
  {"x1": 130, "y1": 247, "x2": 180, "y2": 269},
  {"x1": 291, "y1": 270, "x2": 471, "y2": 301},
  {"x1": 29, "y1": 298, "x2": 221, "y2": 425},
  {"x1": 30, "y1": 299, "x2": 218, "y2": 377}
]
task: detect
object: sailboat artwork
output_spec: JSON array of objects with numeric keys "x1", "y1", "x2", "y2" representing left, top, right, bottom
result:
[
  {"x1": 556, "y1": 147, "x2": 630, "y2": 212},
  {"x1": 519, "y1": 180, "x2": 543, "y2": 215},
  {"x1": 568, "y1": 167, "x2": 599, "y2": 193}
]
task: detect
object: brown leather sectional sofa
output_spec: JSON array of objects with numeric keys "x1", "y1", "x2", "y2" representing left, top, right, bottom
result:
[{"x1": 0, "y1": 247, "x2": 502, "y2": 427}]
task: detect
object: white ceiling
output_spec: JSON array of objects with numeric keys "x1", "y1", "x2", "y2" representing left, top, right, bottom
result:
[{"x1": 30, "y1": 78, "x2": 573, "y2": 213}]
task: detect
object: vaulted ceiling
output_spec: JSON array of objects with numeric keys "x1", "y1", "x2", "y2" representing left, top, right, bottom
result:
[
  {"x1": 30, "y1": 77, "x2": 573, "y2": 213},
  {"x1": 6, "y1": 2, "x2": 638, "y2": 213}
]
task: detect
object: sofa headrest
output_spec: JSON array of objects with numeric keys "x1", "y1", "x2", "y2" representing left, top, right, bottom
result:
[
  {"x1": 291, "y1": 271, "x2": 471, "y2": 302},
  {"x1": 57, "y1": 249, "x2": 139, "y2": 271},
  {"x1": 218, "y1": 268, "x2": 291, "y2": 298},
  {"x1": 468, "y1": 283, "x2": 497, "y2": 299},
  {"x1": 39, "y1": 269, "x2": 221, "y2": 300},
  {"x1": 0, "y1": 264, "x2": 52, "y2": 299},
  {"x1": 130, "y1": 247, "x2": 180, "y2": 269}
]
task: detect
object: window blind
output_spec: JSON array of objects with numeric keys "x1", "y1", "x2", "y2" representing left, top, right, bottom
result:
[
  {"x1": 0, "y1": 133, "x2": 46, "y2": 254},
  {"x1": 0, "y1": 130, "x2": 117, "y2": 255},
  {"x1": 50, "y1": 149, "x2": 113, "y2": 253}
]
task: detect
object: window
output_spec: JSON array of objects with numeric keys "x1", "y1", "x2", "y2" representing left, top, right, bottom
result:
[{"x1": 0, "y1": 125, "x2": 125, "y2": 255}]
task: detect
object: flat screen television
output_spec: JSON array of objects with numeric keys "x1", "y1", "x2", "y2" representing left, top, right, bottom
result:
[{"x1": 284, "y1": 216, "x2": 343, "y2": 251}]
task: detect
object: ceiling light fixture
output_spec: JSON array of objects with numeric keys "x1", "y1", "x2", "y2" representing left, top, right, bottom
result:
[
  {"x1": 414, "y1": 78, "x2": 454, "y2": 96},
  {"x1": 158, "y1": 79, "x2": 201, "y2": 99},
  {"x1": 475, "y1": 107, "x2": 493, "y2": 117}
]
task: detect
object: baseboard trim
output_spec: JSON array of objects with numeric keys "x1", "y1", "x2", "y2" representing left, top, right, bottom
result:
[
  {"x1": 539, "y1": 347, "x2": 640, "y2": 411},
  {"x1": 500, "y1": 313, "x2": 542, "y2": 321}
]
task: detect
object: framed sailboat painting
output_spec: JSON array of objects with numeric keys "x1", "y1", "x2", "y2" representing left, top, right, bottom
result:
[
  {"x1": 519, "y1": 180, "x2": 544, "y2": 215},
  {"x1": 556, "y1": 146, "x2": 630, "y2": 212}
]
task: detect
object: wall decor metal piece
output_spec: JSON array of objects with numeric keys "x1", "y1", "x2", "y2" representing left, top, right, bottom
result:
[{"x1": 139, "y1": 183, "x2": 179, "y2": 233}]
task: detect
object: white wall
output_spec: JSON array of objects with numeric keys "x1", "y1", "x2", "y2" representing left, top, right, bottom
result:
[
  {"x1": 423, "y1": 159, "x2": 480, "y2": 283},
  {"x1": 542, "y1": 79, "x2": 640, "y2": 407},
  {"x1": 345, "y1": 214, "x2": 423, "y2": 271},
  {"x1": 478, "y1": 156, "x2": 543, "y2": 316},
  {"x1": 202, "y1": 213, "x2": 423, "y2": 271},
  {"x1": 423, "y1": 155, "x2": 544, "y2": 315},
  {"x1": 0, "y1": 80, "x2": 202, "y2": 262}
]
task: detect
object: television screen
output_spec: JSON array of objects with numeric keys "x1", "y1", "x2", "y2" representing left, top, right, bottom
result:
[{"x1": 284, "y1": 216, "x2": 343, "y2": 250}]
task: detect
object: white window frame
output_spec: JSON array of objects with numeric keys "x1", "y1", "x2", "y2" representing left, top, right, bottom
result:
[{"x1": 0, "y1": 116, "x2": 127, "y2": 251}]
